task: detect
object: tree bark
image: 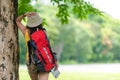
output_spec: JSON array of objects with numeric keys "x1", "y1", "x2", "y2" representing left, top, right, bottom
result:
[{"x1": 0, "y1": 0, "x2": 19, "y2": 80}]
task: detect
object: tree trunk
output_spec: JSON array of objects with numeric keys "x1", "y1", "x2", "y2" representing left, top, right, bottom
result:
[{"x1": 0, "y1": 0, "x2": 19, "y2": 80}]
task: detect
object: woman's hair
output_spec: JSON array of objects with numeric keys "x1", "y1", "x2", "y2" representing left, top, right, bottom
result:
[{"x1": 27, "y1": 24, "x2": 46, "y2": 35}]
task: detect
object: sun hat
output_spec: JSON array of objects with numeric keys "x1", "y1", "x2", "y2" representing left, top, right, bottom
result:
[{"x1": 27, "y1": 12, "x2": 43, "y2": 27}]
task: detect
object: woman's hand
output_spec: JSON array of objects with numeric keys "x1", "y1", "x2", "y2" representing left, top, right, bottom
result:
[
  {"x1": 24, "y1": 12, "x2": 36, "y2": 17},
  {"x1": 24, "y1": 12, "x2": 30, "y2": 17}
]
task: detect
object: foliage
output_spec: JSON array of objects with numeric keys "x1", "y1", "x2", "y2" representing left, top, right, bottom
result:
[
  {"x1": 51, "y1": 0, "x2": 102, "y2": 24},
  {"x1": 18, "y1": 0, "x2": 102, "y2": 24},
  {"x1": 18, "y1": 0, "x2": 36, "y2": 15}
]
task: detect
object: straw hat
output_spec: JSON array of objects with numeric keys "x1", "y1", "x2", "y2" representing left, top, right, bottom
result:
[{"x1": 27, "y1": 12, "x2": 43, "y2": 27}]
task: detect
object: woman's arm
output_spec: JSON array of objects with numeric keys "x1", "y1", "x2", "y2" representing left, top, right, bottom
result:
[{"x1": 16, "y1": 13, "x2": 27, "y2": 35}]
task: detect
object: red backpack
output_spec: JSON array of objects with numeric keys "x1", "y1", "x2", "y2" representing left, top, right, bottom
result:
[{"x1": 28, "y1": 29, "x2": 57, "y2": 72}]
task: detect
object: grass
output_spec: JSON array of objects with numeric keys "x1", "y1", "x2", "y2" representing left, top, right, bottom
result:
[{"x1": 19, "y1": 67, "x2": 120, "y2": 80}]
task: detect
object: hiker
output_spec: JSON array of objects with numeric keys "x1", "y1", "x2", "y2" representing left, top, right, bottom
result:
[{"x1": 16, "y1": 12, "x2": 58, "y2": 80}]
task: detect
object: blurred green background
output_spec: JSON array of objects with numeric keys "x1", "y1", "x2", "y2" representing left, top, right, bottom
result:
[
  {"x1": 18, "y1": 0, "x2": 120, "y2": 80},
  {"x1": 19, "y1": 1, "x2": 120, "y2": 64}
]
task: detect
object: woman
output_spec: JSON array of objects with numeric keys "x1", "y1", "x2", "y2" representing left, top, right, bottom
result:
[{"x1": 16, "y1": 12, "x2": 58, "y2": 80}]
